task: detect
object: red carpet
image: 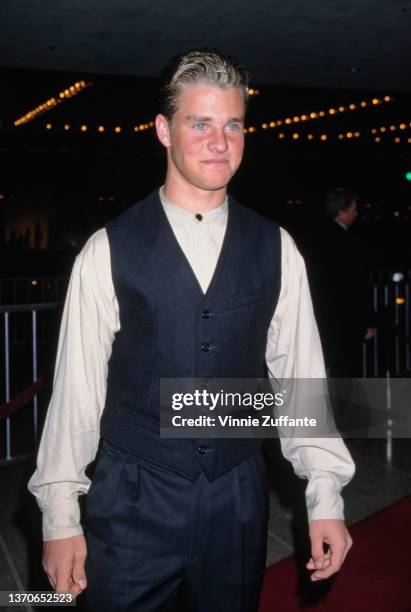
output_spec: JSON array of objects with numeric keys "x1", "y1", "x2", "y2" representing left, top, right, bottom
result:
[{"x1": 260, "y1": 496, "x2": 411, "y2": 612}]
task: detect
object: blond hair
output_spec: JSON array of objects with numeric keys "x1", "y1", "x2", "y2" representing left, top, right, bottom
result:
[{"x1": 159, "y1": 48, "x2": 249, "y2": 118}]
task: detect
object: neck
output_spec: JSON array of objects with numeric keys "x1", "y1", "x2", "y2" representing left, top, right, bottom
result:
[{"x1": 163, "y1": 176, "x2": 227, "y2": 214}]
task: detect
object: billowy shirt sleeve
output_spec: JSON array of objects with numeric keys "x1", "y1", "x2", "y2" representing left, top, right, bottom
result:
[
  {"x1": 28, "y1": 229, "x2": 119, "y2": 540},
  {"x1": 266, "y1": 228, "x2": 355, "y2": 521}
]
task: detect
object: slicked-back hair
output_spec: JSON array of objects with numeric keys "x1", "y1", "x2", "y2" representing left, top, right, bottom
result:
[
  {"x1": 325, "y1": 187, "x2": 358, "y2": 219},
  {"x1": 159, "y1": 48, "x2": 249, "y2": 119}
]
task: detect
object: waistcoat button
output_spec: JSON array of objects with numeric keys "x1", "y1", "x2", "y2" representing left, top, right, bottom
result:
[
  {"x1": 201, "y1": 342, "x2": 210, "y2": 352},
  {"x1": 198, "y1": 446, "x2": 208, "y2": 454},
  {"x1": 201, "y1": 310, "x2": 210, "y2": 319}
]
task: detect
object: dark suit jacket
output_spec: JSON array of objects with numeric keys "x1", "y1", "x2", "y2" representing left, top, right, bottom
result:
[{"x1": 303, "y1": 219, "x2": 374, "y2": 376}]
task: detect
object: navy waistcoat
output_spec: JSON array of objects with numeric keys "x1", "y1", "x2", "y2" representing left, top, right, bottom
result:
[{"x1": 100, "y1": 190, "x2": 282, "y2": 481}]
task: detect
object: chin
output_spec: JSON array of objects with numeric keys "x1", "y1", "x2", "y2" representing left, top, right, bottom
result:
[
  {"x1": 198, "y1": 173, "x2": 234, "y2": 191},
  {"x1": 197, "y1": 180, "x2": 230, "y2": 192}
]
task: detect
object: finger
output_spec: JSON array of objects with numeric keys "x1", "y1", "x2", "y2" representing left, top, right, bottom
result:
[
  {"x1": 68, "y1": 583, "x2": 83, "y2": 598},
  {"x1": 319, "y1": 557, "x2": 332, "y2": 570},
  {"x1": 306, "y1": 550, "x2": 331, "y2": 570},
  {"x1": 42, "y1": 558, "x2": 56, "y2": 590},
  {"x1": 311, "y1": 545, "x2": 345, "y2": 581},
  {"x1": 72, "y1": 555, "x2": 87, "y2": 591},
  {"x1": 310, "y1": 536, "x2": 325, "y2": 570},
  {"x1": 56, "y1": 568, "x2": 72, "y2": 593},
  {"x1": 316, "y1": 551, "x2": 332, "y2": 569},
  {"x1": 341, "y1": 536, "x2": 353, "y2": 565},
  {"x1": 45, "y1": 572, "x2": 56, "y2": 590}
]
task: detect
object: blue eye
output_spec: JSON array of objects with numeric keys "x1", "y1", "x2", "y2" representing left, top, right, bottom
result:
[
  {"x1": 194, "y1": 123, "x2": 207, "y2": 131},
  {"x1": 226, "y1": 122, "x2": 240, "y2": 131}
]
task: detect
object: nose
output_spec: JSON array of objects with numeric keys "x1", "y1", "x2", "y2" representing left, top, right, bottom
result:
[{"x1": 208, "y1": 128, "x2": 228, "y2": 153}]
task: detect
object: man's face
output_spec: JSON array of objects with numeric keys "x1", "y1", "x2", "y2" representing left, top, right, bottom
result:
[
  {"x1": 337, "y1": 200, "x2": 358, "y2": 227},
  {"x1": 343, "y1": 200, "x2": 358, "y2": 226},
  {"x1": 156, "y1": 83, "x2": 245, "y2": 193}
]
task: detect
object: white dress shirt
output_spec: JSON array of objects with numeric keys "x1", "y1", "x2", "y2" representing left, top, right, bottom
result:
[{"x1": 28, "y1": 188, "x2": 355, "y2": 541}]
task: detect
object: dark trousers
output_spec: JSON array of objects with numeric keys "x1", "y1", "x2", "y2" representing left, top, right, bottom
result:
[{"x1": 85, "y1": 441, "x2": 269, "y2": 612}]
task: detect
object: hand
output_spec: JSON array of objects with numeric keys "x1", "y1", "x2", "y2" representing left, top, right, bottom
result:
[
  {"x1": 42, "y1": 535, "x2": 87, "y2": 596},
  {"x1": 364, "y1": 327, "x2": 376, "y2": 340},
  {"x1": 306, "y1": 519, "x2": 352, "y2": 581}
]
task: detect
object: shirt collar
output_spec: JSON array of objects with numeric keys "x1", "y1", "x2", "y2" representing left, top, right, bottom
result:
[
  {"x1": 159, "y1": 186, "x2": 228, "y2": 224},
  {"x1": 335, "y1": 219, "x2": 348, "y2": 230}
]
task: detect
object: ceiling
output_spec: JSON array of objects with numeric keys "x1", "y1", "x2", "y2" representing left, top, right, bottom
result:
[{"x1": 1, "y1": 0, "x2": 410, "y2": 92}]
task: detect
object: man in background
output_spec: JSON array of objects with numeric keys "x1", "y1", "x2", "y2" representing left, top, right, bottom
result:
[{"x1": 309, "y1": 187, "x2": 375, "y2": 378}]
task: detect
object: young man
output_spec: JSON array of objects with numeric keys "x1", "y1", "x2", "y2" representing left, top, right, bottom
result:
[{"x1": 29, "y1": 49, "x2": 355, "y2": 611}]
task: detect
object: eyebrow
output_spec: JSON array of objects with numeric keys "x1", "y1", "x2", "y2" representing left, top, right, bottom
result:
[{"x1": 185, "y1": 115, "x2": 245, "y2": 123}]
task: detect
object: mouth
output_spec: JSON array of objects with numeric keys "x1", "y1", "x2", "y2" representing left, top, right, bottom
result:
[{"x1": 201, "y1": 159, "x2": 229, "y2": 167}]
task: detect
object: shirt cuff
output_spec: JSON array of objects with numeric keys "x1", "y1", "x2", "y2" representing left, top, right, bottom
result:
[
  {"x1": 42, "y1": 501, "x2": 84, "y2": 541},
  {"x1": 305, "y1": 476, "x2": 345, "y2": 521}
]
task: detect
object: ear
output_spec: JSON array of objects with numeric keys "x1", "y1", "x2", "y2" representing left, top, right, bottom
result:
[{"x1": 155, "y1": 114, "x2": 171, "y2": 148}]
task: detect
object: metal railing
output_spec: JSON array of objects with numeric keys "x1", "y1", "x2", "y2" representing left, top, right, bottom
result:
[
  {"x1": 362, "y1": 280, "x2": 410, "y2": 377},
  {"x1": 1, "y1": 303, "x2": 60, "y2": 466}
]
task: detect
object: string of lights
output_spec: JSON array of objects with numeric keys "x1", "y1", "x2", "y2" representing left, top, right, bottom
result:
[
  {"x1": 282, "y1": 131, "x2": 411, "y2": 143},
  {"x1": 370, "y1": 121, "x2": 411, "y2": 135},
  {"x1": 40, "y1": 120, "x2": 411, "y2": 144},
  {"x1": 16, "y1": 85, "x2": 258, "y2": 130},
  {"x1": 36, "y1": 93, "x2": 408, "y2": 144},
  {"x1": 38, "y1": 87, "x2": 258, "y2": 133},
  {"x1": 249, "y1": 128, "x2": 411, "y2": 143},
  {"x1": 14, "y1": 81, "x2": 92, "y2": 126},
  {"x1": 373, "y1": 134, "x2": 411, "y2": 144},
  {"x1": 242, "y1": 94, "x2": 395, "y2": 134},
  {"x1": 24, "y1": 87, "x2": 400, "y2": 138},
  {"x1": 43, "y1": 121, "x2": 155, "y2": 133},
  {"x1": 333, "y1": 122, "x2": 411, "y2": 141}
]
